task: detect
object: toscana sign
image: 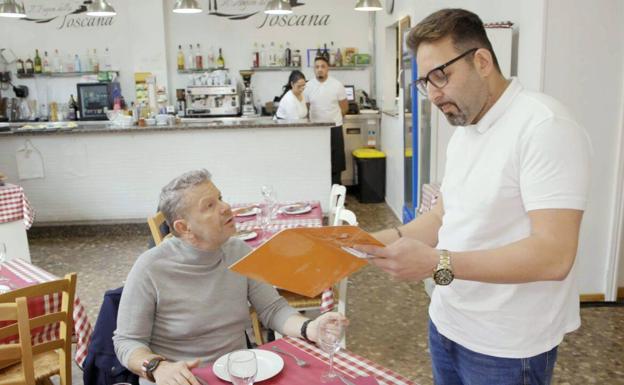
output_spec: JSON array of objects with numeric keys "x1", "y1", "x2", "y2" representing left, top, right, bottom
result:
[
  {"x1": 205, "y1": 0, "x2": 331, "y2": 28},
  {"x1": 20, "y1": 1, "x2": 114, "y2": 30}
]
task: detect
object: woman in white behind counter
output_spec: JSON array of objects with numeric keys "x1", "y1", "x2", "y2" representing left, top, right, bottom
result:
[{"x1": 275, "y1": 70, "x2": 308, "y2": 120}]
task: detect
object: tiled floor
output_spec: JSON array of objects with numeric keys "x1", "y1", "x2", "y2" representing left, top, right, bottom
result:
[{"x1": 27, "y1": 195, "x2": 624, "y2": 385}]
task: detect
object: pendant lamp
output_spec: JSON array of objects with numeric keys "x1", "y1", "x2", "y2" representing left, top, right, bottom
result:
[
  {"x1": 355, "y1": 0, "x2": 382, "y2": 12},
  {"x1": 173, "y1": 0, "x2": 203, "y2": 14},
  {"x1": 0, "y1": 0, "x2": 26, "y2": 18},
  {"x1": 265, "y1": 0, "x2": 292, "y2": 15},
  {"x1": 86, "y1": 0, "x2": 117, "y2": 17}
]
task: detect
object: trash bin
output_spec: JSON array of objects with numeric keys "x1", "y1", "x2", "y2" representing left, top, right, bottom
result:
[{"x1": 352, "y1": 148, "x2": 386, "y2": 203}]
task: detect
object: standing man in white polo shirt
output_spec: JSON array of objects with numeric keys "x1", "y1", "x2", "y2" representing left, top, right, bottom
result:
[
  {"x1": 305, "y1": 56, "x2": 349, "y2": 184},
  {"x1": 356, "y1": 9, "x2": 591, "y2": 385}
]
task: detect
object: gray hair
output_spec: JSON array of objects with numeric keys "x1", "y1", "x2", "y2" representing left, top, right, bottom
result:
[{"x1": 159, "y1": 169, "x2": 212, "y2": 233}]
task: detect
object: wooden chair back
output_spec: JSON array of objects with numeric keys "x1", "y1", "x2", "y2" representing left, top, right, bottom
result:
[
  {"x1": 147, "y1": 211, "x2": 171, "y2": 246},
  {"x1": 0, "y1": 298, "x2": 35, "y2": 385},
  {"x1": 0, "y1": 273, "x2": 77, "y2": 385}
]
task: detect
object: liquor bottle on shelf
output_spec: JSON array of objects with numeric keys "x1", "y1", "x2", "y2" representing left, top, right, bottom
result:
[
  {"x1": 322, "y1": 43, "x2": 330, "y2": 62},
  {"x1": 207, "y1": 45, "x2": 215, "y2": 68},
  {"x1": 84, "y1": 48, "x2": 92, "y2": 72},
  {"x1": 335, "y1": 48, "x2": 343, "y2": 67},
  {"x1": 269, "y1": 42, "x2": 276, "y2": 66},
  {"x1": 260, "y1": 43, "x2": 267, "y2": 67},
  {"x1": 103, "y1": 47, "x2": 112, "y2": 71},
  {"x1": 187, "y1": 44, "x2": 195, "y2": 70},
  {"x1": 92, "y1": 48, "x2": 100, "y2": 72},
  {"x1": 65, "y1": 53, "x2": 75, "y2": 72},
  {"x1": 16, "y1": 58, "x2": 25, "y2": 75},
  {"x1": 216, "y1": 48, "x2": 225, "y2": 69},
  {"x1": 252, "y1": 42, "x2": 259, "y2": 68},
  {"x1": 329, "y1": 41, "x2": 336, "y2": 66},
  {"x1": 25, "y1": 57, "x2": 34, "y2": 75},
  {"x1": 177, "y1": 44, "x2": 185, "y2": 70},
  {"x1": 68, "y1": 94, "x2": 78, "y2": 120},
  {"x1": 34, "y1": 49, "x2": 42, "y2": 74},
  {"x1": 284, "y1": 42, "x2": 292, "y2": 67},
  {"x1": 278, "y1": 43, "x2": 285, "y2": 66},
  {"x1": 74, "y1": 54, "x2": 81, "y2": 72},
  {"x1": 315, "y1": 43, "x2": 322, "y2": 59},
  {"x1": 292, "y1": 49, "x2": 301, "y2": 67},
  {"x1": 195, "y1": 43, "x2": 203, "y2": 70},
  {"x1": 42, "y1": 51, "x2": 51, "y2": 73},
  {"x1": 53, "y1": 49, "x2": 62, "y2": 73}
]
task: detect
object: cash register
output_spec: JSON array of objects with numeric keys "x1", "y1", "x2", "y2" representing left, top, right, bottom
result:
[{"x1": 344, "y1": 85, "x2": 359, "y2": 115}]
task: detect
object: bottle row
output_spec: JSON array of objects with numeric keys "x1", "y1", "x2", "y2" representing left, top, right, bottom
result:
[
  {"x1": 15, "y1": 48, "x2": 114, "y2": 76},
  {"x1": 177, "y1": 44, "x2": 226, "y2": 71},
  {"x1": 251, "y1": 41, "x2": 301, "y2": 68}
]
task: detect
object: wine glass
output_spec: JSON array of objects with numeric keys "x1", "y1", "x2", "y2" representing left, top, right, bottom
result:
[
  {"x1": 318, "y1": 317, "x2": 346, "y2": 383},
  {"x1": 227, "y1": 350, "x2": 257, "y2": 385}
]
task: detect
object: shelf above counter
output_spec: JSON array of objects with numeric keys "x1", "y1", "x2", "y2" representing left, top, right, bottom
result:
[
  {"x1": 177, "y1": 68, "x2": 229, "y2": 73},
  {"x1": 246, "y1": 66, "x2": 302, "y2": 72},
  {"x1": 16, "y1": 70, "x2": 119, "y2": 79}
]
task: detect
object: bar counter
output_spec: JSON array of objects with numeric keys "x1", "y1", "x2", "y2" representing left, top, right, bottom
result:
[{"x1": 0, "y1": 118, "x2": 333, "y2": 224}]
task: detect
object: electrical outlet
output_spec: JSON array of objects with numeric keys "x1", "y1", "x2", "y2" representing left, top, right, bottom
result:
[{"x1": 0, "y1": 71, "x2": 10, "y2": 83}]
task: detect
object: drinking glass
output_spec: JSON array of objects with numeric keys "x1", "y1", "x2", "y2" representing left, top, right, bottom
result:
[
  {"x1": 318, "y1": 317, "x2": 346, "y2": 383},
  {"x1": 0, "y1": 242, "x2": 8, "y2": 284},
  {"x1": 227, "y1": 349, "x2": 257, "y2": 385},
  {"x1": 260, "y1": 185, "x2": 277, "y2": 231}
]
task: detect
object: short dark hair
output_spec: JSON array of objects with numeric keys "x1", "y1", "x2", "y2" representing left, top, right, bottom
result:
[
  {"x1": 314, "y1": 56, "x2": 329, "y2": 65},
  {"x1": 407, "y1": 8, "x2": 501, "y2": 72}
]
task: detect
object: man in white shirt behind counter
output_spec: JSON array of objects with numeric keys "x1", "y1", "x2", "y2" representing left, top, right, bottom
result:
[{"x1": 305, "y1": 56, "x2": 349, "y2": 185}]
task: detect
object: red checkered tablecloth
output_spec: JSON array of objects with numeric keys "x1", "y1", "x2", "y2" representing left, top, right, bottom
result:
[
  {"x1": 0, "y1": 259, "x2": 93, "y2": 368},
  {"x1": 0, "y1": 183, "x2": 35, "y2": 229},
  {"x1": 192, "y1": 336, "x2": 417, "y2": 385},
  {"x1": 233, "y1": 201, "x2": 335, "y2": 313}
]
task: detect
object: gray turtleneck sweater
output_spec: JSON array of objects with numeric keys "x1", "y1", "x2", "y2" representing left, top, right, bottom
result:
[{"x1": 113, "y1": 236, "x2": 297, "y2": 366}]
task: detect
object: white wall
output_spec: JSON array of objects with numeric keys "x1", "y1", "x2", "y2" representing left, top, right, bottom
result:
[
  {"x1": 542, "y1": 0, "x2": 624, "y2": 296},
  {"x1": 375, "y1": 0, "x2": 624, "y2": 296},
  {"x1": 163, "y1": 0, "x2": 371, "y2": 107},
  {"x1": 0, "y1": 0, "x2": 167, "y2": 109}
]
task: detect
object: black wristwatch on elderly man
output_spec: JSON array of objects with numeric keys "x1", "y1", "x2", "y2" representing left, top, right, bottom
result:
[{"x1": 142, "y1": 356, "x2": 166, "y2": 382}]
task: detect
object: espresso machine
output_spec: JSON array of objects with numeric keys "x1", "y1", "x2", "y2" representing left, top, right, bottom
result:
[
  {"x1": 185, "y1": 85, "x2": 240, "y2": 117},
  {"x1": 239, "y1": 70, "x2": 257, "y2": 116}
]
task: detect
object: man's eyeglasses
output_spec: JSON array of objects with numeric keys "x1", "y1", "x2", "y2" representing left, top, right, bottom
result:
[{"x1": 415, "y1": 48, "x2": 478, "y2": 97}]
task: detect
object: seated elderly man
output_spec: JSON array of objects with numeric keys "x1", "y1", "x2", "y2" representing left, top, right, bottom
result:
[{"x1": 114, "y1": 169, "x2": 343, "y2": 385}]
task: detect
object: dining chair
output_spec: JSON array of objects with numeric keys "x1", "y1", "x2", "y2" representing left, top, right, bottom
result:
[
  {"x1": 331, "y1": 207, "x2": 359, "y2": 326},
  {"x1": 0, "y1": 297, "x2": 35, "y2": 385},
  {"x1": 0, "y1": 273, "x2": 77, "y2": 385},
  {"x1": 328, "y1": 184, "x2": 347, "y2": 226},
  {"x1": 332, "y1": 207, "x2": 358, "y2": 226},
  {"x1": 147, "y1": 211, "x2": 173, "y2": 246}
]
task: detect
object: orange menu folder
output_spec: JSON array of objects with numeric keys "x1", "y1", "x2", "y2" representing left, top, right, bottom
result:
[{"x1": 229, "y1": 226, "x2": 384, "y2": 297}]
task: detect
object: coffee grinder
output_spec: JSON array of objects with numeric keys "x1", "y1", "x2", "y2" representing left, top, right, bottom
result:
[{"x1": 239, "y1": 70, "x2": 257, "y2": 116}]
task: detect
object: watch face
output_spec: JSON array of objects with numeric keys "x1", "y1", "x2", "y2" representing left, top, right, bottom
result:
[
  {"x1": 434, "y1": 269, "x2": 454, "y2": 286},
  {"x1": 386, "y1": 0, "x2": 394, "y2": 14}
]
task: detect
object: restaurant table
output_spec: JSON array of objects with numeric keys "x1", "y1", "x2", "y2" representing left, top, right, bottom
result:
[
  {"x1": 233, "y1": 200, "x2": 335, "y2": 313},
  {"x1": 0, "y1": 258, "x2": 93, "y2": 368},
  {"x1": 0, "y1": 183, "x2": 34, "y2": 263},
  {"x1": 192, "y1": 336, "x2": 417, "y2": 385}
]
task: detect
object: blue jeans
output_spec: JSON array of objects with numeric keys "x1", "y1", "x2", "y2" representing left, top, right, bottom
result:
[{"x1": 428, "y1": 319, "x2": 557, "y2": 385}]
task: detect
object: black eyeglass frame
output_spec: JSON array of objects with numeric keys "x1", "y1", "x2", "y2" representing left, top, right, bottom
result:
[{"x1": 415, "y1": 48, "x2": 478, "y2": 97}]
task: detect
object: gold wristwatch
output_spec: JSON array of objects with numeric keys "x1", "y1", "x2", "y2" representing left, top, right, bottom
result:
[{"x1": 433, "y1": 249, "x2": 454, "y2": 285}]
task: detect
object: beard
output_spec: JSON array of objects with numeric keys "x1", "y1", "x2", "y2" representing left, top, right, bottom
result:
[{"x1": 438, "y1": 102, "x2": 469, "y2": 126}]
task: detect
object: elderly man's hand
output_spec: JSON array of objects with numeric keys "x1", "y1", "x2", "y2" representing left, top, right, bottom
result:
[
  {"x1": 153, "y1": 359, "x2": 201, "y2": 385},
  {"x1": 306, "y1": 312, "x2": 348, "y2": 344},
  {"x1": 354, "y1": 237, "x2": 439, "y2": 281}
]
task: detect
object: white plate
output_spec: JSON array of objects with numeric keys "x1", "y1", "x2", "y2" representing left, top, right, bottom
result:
[
  {"x1": 281, "y1": 204, "x2": 312, "y2": 215},
  {"x1": 234, "y1": 230, "x2": 258, "y2": 241},
  {"x1": 213, "y1": 349, "x2": 284, "y2": 382},
  {"x1": 235, "y1": 207, "x2": 260, "y2": 217}
]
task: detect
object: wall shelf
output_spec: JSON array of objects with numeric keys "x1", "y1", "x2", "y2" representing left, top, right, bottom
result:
[
  {"x1": 177, "y1": 68, "x2": 228, "y2": 73},
  {"x1": 324, "y1": 65, "x2": 371, "y2": 71},
  {"x1": 247, "y1": 66, "x2": 302, "y2": 72},
  {"x1": 16, "y1": 70, "x2": 119, "y2": 79}
]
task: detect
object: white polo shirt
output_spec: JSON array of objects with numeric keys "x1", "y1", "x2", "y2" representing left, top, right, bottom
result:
[
  {"x1": 430, "y1": 78, "x2": 591, "y2": 358},
  {"x1": 304, "y1": 76, "x2": 347, "y2": 126}
]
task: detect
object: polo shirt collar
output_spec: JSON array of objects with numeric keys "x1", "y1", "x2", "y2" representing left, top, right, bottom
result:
[{"x1": 470, "y1": 77, "x2": 522, "y2": 134}]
